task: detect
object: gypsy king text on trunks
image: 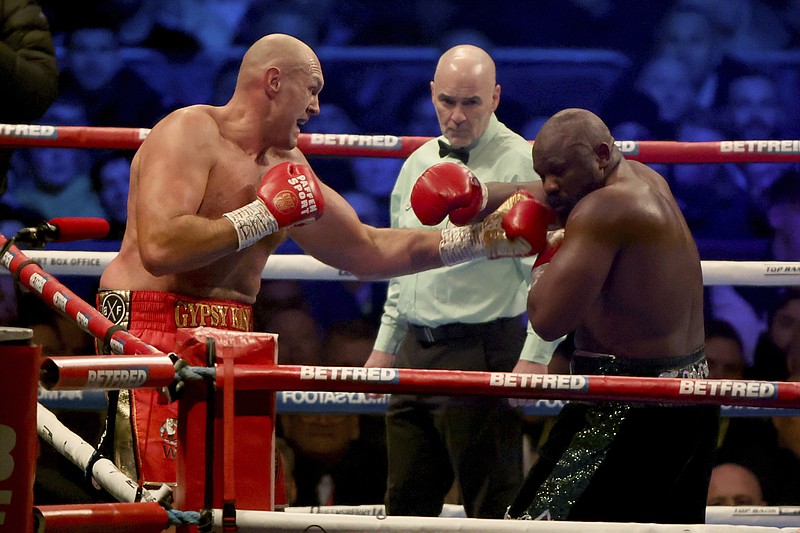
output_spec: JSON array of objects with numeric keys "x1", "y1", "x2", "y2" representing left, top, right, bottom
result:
[{"x1": 173, "y1": 301, "x2": 252, "y2": 331}]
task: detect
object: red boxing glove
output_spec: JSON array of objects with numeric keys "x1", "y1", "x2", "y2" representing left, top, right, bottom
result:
[
  {"x1": 258, "y1": 162, "x2": 325, "y2": 226},
  {"x1": 224, "y1": 162, "x2": 326, "y2": 250},
  {"x1": 411, "y1": 162, "x2": 487, "y2": 226},
  {"x1": 438, "y1": 190, "x2": 556, "y2": 265},
  {"x1": 502, "y1": 192, "x2": 556, "y2": 255},
  {"x1": 531, "y1": 228, "x2": 565, "y2": 285}
]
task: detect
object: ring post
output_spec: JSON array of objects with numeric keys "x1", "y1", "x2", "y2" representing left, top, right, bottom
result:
[
  {"x1": 0, "y1": 327, "x2": 39, "y2": 532},
  {"x1": 175, "y1": 328, "x2": 278, "y2": 515}
]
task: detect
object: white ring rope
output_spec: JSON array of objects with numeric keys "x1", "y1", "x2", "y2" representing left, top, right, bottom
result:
[
  {"x1": 284, "y1": 503, "x2": 467, "y2": 517},
  {"x1": 36, "y1": 403, "x2": 172, "y2": 505},
  {"x1": 284, "y1": 504, "x2": 800, "y2": 528},
  {"x1": 5, "y1": 250, "x2": 800, "y2": 285},
  {"x1": 214, "y1": 508, "x2": 797, "y2": 532}
]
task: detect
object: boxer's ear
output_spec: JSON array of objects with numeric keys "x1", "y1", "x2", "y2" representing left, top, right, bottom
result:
[
  {"x1": 595, "y1": 142, "x2": 612, "y2": 169},
  {"x1": 264, "y1": 66, "x2": 281, "y2": 97}
]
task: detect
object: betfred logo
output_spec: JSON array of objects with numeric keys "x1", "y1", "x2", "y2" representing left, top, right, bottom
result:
[
  {"x1": 490, "y1": 373, "x2": 588, "y2": 391},
  {"x1": 86, "y1": 368, "x2": 149, "y2": 388},
  {"x1": 299, "y1": 366, "x2": 399, "y2": 383},
  {"x1": 720, "y1": 140, "x2": 800, "y2": 153},
  {"x1": 309, "y1": 133, "x2": 401, "y2": 148},
  {"x1": 679, "y1": 379, "x2": 777, "y2": 398},
  {"x1": 0, "y1": 123, "x2": 57, "y2": 137}
]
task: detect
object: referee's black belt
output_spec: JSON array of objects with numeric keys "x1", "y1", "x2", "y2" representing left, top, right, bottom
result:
[{"x1": 409, "y1": 315, "x2": 520, "y2": 345}]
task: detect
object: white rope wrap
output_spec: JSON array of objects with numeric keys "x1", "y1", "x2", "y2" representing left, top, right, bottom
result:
[{"x1": 223, "y1": 199, "x2": 279, "y2": 251}]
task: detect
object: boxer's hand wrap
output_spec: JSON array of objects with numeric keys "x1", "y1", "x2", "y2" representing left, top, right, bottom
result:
[
  {"x1": 411, "y1": 162, "x2": 488, "y2": 226},
  {"x1": 531, "y1": 228, "x2": 565, "y2": 285},
  {"x1": 224, "y1": 200, "x2": 279, "y2": 250},
  {"x1": 439, "y1": 191, "x2": 554, "y2": 265},
  {"x1": 223, "y1": 161, "x2": 326, "y2": 251}
]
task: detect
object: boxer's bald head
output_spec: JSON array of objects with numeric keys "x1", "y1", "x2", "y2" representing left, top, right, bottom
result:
[
  {"x1": 231, "y1": 33, "x2": 323, "y2": 150},
  {"x1": 237, "y1": 33, "x2": 322, "y2": 92},
  {"x1": 535, "y1": 108, "x2": 617, "y2": 172},
  {"x1": 431, "y1": 45, "x2": 500, "y2": 148},
  {"x1": 536, "y1": 108, "x2": 612, "y2": 152},
  {"x1": 534, "y1": 108, "x2": 621, "y2": 220}
]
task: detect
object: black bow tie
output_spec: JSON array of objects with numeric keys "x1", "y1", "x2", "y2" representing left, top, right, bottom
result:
[{"x1": 438, "y1": 140, "x2": 470, "y2": 164}]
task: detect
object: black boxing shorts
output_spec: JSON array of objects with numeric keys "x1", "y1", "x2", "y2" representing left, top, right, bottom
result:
[
  {"x1": 96, "y1": 290, "x2": 253, "y2": 487},
  {"x1": 569, "y1": 347, "x2": 708, "y2": 378},
  {"x1": 511, "y1": 347, "x2": 719, "y2": 523}
]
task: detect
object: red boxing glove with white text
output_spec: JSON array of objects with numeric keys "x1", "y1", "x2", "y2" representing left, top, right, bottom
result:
[
  {"x1": 223, "y1": 162, "x2": 326, "y2": 250},
  {"x1": 411, "y1": 162, "x2": 488, "y2": 225}
]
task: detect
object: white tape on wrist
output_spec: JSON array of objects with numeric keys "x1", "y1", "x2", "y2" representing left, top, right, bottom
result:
[
  {"x1": 223, "y1": 199, "x2": 279, "y2": 251},
  {"x1": 478, "y1": 180, "x2": 489, "y2": 212},
  {"x1": 531, "y1": 263, "x2": 549, "y2": 286},
  {"x1": 439, "y1": 225, "x2": 485, "y2": 266}
]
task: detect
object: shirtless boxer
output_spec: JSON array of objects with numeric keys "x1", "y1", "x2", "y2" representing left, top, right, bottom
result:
[
  {"x1": 409, "y1": 108, "x2": 719, "y2": 523},
  {"x1": 505, "y1": 108, "x2": 719, "y2": 523},
  {"x1": 95, "y1": 34, "x2": 553, "y2": 488}
]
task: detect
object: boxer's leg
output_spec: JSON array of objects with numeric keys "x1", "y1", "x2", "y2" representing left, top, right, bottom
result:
[{"x1": 569, "y1": 404, "x2": 720, "y2": 523}]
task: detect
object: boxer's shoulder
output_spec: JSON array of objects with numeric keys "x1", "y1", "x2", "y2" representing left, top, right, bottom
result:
[{"x1": 148, "y1": 105, "x2": 221, "y2": 143}]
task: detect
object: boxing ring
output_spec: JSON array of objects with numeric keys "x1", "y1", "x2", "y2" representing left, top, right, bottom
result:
[{"x1": 2, "y1": 126, "x2": 800, "y2": 532}]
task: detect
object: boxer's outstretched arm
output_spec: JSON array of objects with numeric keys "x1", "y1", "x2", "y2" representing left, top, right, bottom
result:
[{"x1": 290, "y1": 181, "x2": 444, "y2": 279}]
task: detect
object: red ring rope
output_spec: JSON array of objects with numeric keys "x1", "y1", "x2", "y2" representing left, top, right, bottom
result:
[
  {"x1": 38, "y1": 357, "x2": 800, "y2": 410},
  {"x1": 1, "y1": 235, "x2": 165, "y2": 357},
  {"x1": 2, "y1": 124, "x2": 800, "y2": 163}
]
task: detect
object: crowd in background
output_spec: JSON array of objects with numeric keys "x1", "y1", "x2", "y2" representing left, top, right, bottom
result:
[{"x1": 3, "y1": 0, "x2": 800, "y2": 511}]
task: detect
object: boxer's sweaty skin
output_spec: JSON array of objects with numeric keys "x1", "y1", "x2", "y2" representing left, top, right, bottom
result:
[{"x1": 526, "y1": 109, "x2": 704, "y2": 361}]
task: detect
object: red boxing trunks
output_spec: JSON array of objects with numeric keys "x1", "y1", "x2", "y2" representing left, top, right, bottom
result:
[{"x1": 96, "y1": 290, "x2": 253, "y2": 487}]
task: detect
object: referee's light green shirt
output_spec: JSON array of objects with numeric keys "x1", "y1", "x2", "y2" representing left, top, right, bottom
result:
[{"x1": 373, "y1": 114, "x2": 559, "y2": 364}]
